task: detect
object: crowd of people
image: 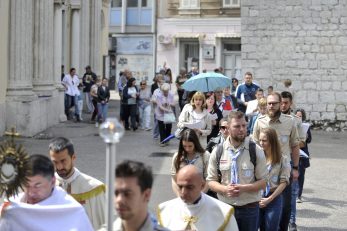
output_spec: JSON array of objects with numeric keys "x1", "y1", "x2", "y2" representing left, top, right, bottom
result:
[{"x1": 0, "y1": 66, "x2": 313, "y2": 231}]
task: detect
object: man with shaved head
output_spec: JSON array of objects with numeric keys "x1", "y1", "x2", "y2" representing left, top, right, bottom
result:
[{"x1": 158, "y1": 165, "x2": 239, "y2": 230}]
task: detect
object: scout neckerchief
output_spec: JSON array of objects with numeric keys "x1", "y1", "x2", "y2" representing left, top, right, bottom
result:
[
  {"x1": 229, "y1": 148, "x2": 244, "y2": 184},
  {"x1": 184, "y1": 154, "x2": 200, "y2": 165},
  {"x1": 263, "y1": 164, "x2": 273, "y2": 197}
]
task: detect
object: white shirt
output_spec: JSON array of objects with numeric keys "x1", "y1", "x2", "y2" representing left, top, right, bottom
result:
[{"x1": 62, "y1": 74, "x2": 80, "y2": 96}]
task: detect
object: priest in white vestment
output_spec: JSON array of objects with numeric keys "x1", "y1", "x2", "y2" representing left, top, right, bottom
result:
[
  {"x1": 49, "y1": 137, "x2": 106, "y2": 230},
  {"x1": 0, "y1": 154, "x2": 93, "y2": 231},
  {"x1": 158, "y1": 165, "x2": 239, "y2": 231}
]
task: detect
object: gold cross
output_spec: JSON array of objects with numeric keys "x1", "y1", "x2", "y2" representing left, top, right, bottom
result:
[{"x1": 4, "y1": 127, "x2": 20, "y2": 144}]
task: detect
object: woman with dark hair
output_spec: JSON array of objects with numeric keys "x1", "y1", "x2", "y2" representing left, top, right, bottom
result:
[
  {"x1": 205, "y1": 92, "x2": 223, "y2": 143},
  {"x1": 231, "y1": 78, "x2": 239, "y2": 96},
  {"x1": 164, "y1": 68, "x2": 173, "y2": 84},
  {"x1": 171, "y1": 129, "x2": 210, "y2": 195},
  {"x1": 122, "y1": 77, "x2": 139, "y2": 131},
  {"x1": 258, "y1": 127, "x2": 291, "y2": 231}
]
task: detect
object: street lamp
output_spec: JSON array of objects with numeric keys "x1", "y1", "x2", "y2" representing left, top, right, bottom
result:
[{"x1": 99, "y1": 118, "x2": 124, "y2": 231}]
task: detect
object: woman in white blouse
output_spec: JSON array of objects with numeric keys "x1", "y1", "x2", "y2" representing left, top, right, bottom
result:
[{"x1": 177, "y1": 91, "x2": 212, "y2": 148}]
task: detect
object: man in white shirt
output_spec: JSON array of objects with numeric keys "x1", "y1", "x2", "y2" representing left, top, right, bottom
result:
[
  {"x1": 62, "y1": 67, "x2": 81, "y2": 122},
  {"x1": 0, "y1": 155, "x2": 93, "y2": 231},
  {"x1": 158, "y1": 165, "x2": 239, "y2": 230}
]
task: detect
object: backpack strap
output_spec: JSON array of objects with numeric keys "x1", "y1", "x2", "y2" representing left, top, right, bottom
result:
[
  {"x1": 215, "y1": 143, "x2": 224, "y2": 183},
  {"x1": 249, "y1": 140, "x2": 257, "y2": 180},
  {"x1": 249, "y1": 140, "x2": 257, "y2": 167}
]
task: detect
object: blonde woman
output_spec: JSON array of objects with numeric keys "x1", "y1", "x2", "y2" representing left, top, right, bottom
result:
[
  {"x1": 177, "y1": 91, "x2": 212, "y2": 148},
  {"x1": 258, "y1": 127, "x2": 291, "y2": 231}
]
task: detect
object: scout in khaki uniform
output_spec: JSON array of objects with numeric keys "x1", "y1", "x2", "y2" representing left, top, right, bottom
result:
[
  {"x1": 49, "y1": 137, "x2": 106, "y2": 230},
  {"x1": 252, "y1": 92, "x2": 300, "y2": 231},
  {"x1": 207, "y1": 111, "x2": 268, "y2": 231},
  {"x1": 158, "y1": 165, "x2": 239, "y2": 231}
]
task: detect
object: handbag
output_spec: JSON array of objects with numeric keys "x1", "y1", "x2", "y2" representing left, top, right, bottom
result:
[{"x1": 163, "y1": 112, "x2": 176, "y2": 124}]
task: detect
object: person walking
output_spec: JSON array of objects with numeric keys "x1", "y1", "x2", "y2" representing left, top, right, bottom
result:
[
  {"x1": 171, "y1": 129, "x2": 210, "y2": 195},
  {"x1": 207, "y1": 111, "x2": 268, "y2": 231},
  {"x1": 122, "y1": 77, "x2": 139, "y2": 131},
  {"x1": 97, "y1": 78, "x2": 110, "y2": 124},
  {"x1": 139, "y1": 80, "x2": 152, "y2": 131},
  {"x1": 82, "y1": 65, "x2": 97, "y2": 114},
  {"x1": 258, "y1": 128, "x2": 291, "y2": 231},
  {"x1": 62, "y1": 68, "x2": 81, "y2": 122},
  {"x1": 154, "y1": 83, "x2": 175, "y2": 146}
]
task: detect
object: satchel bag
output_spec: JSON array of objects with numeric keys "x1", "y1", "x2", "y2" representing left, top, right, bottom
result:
[{"x1": 163, "y1": 112, "x2": 176, "y2": 124}]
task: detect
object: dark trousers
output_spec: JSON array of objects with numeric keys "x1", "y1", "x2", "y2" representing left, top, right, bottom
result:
[
  {"x1": 91, "y1": 99, "x2": 98, "y2": 121},
  {"x1": 124, "y1": 104, "x2": 137, "y2": 129},
  {"x1": 298, "y1": 162, "x2": 306, "y2": 198},
  {"x1": 158, "y1": 120, "x2": 172, "y2": 143},
  {"x1": 64, "y1": 94, "x2": 76, "y2": 119},
  {"x1": 234, "y1": 205, "x2": 259, "y2": 231},
  {"x1": 279, "y1": 181, "x2": 292, "y2": 231}
]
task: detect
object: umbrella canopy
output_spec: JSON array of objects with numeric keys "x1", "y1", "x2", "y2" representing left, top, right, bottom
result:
[{"x1": 182, "y1": 72, "x2": 232, "y2": 92}]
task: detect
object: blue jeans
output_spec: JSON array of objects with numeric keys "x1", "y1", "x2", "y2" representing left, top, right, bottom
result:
[
  {"x1": 234, "y1": 205, "x2": 259, "y2": 231},
  {"x1": 290, "y1": 180, "x2": 299, "y2": 224},
  {"x1": 139, "y1": 104, "x2": 151, "y2": 129},
  {"x1": 97, "y1": 103, "x2": 108, "y2": 122},
  {"x1": 259, "y1": 194, "x2": 283, "y2": 231}
]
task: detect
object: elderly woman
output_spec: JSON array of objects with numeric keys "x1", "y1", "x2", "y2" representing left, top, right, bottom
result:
[
  {"x1": 177, "y1": 91, "x2": 212, "y2": 148},
  {"x1": 154, "y1": 83, "x2": 176, "y2": 147}
]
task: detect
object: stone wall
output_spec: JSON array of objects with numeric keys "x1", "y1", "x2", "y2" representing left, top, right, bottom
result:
[{"x1": 241, "y1": 0, "x2": 347, "y2": 122}]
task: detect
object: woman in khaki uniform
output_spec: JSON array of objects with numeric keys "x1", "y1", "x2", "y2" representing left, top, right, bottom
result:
[
  {"x1": 171, "y1": 129, "x2": 210, "y2": 195},
  {"x1": 258, "y1": 127, "x2": 291, "y2": 231}
]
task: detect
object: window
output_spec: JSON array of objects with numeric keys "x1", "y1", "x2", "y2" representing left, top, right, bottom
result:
[
  {"x1": 180, "y1": 0, "x2": 199, "y2": 8},
  {"x1": 127, "y1": 0, "x2": 138, "y2": 7},
  {"x1": 223, "y1": 0, "x2": 240, "y2": 8},
  {"x1": 111, "y1": 0, "x2": 122, "y2": 7},
  {"x1": 142, "y1": 0, "x2": 152, "y2": 7}
]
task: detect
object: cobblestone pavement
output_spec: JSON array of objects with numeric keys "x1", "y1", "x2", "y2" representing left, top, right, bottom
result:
[{"x1": 5, "y1": 98, "x2": 347, "y2": 231}]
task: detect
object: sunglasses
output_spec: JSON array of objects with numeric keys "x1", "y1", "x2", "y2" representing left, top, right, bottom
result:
[
  {"x1": 140, "y1": 83, "x2": 146, "y2": 85},
  {"x1": 220, "y1": 126, "x2": 227, "y2": 130}
]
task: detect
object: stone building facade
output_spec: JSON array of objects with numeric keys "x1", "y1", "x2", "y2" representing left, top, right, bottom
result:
[
  {"x1": 241, "y1": 0, "x2": 347, "y2": 122},
  {"x1": 0, "y1": 0, "x2": 109, "y2": 136}
]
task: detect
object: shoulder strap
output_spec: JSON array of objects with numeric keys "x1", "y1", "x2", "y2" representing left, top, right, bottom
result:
[
  {"x1": 249, "y1": 140, "x2": 257, "y2": 167},
  {"x1": 216, "y1": 143, "x2": 224, "y2": 182}
]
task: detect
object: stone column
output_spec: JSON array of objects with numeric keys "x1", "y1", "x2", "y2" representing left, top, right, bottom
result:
[
  {"x1": 79, "y1": 0, "x2": 90, "y2": 73},
  {"x1": 71, "y1": 9, "x2": 80, "y2": 74},
  {"x1": 7, "y1": 0, "x2": 35, "y2": 98},
  {"x1": 33, "y1": 0, "x2": 55, "y2": 96},
  {"x1": 54, "y1": 1, "x2": 63, "y2": 86},
  {"x1": 90, "y1": 0, "x2": 102, "y2": 75}
]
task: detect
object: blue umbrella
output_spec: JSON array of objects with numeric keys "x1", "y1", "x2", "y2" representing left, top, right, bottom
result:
[{"x1": 182, "y1": 72, "x2": 232, "y2": 92}]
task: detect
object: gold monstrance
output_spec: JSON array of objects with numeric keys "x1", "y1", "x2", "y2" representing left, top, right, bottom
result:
[{"x1": 0, "y1": 127, "x2": 30, "y2": 199}]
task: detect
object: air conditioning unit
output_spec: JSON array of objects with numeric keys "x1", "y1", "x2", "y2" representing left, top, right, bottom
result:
[{"x1": 158, "y1": 35, "x2": 172, "y2": 44}]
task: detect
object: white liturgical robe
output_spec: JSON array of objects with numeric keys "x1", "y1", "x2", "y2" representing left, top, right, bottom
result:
[
  {"x1": 56, "y1": 167, "x2": 106, "y2": 230},
  {"x1": 0, "y1": 186, "x2": 93, "y2": 231},
  {"x1": 158, "y1": 193, "x2": 239, "y2": 231}
]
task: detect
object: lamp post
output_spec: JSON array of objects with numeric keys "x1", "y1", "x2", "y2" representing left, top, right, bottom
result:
[{"x1": 99, "y1": 118, "x2": 124, "y2": 231}]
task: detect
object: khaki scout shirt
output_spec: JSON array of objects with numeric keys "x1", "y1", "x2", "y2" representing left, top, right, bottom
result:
[
  {"x1": 206, "y1": 137, "x2": 268, "y2": 206},
  {"x1": 252, "y1": 113, "x2": 300, "y2": 160},
  {"x1": 266, "y1": 156, "x2": 291, "y2": 190},
  {"x1": 171, "y1": 151, "x2": 210, "y2": 179},
  {"x1": 291, "y1": 113, "x2": 306, "y2": 143}
]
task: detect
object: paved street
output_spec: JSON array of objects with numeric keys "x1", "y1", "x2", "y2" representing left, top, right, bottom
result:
[{"x1": 4, "y1": 97, "x2": 347, "y2": 231}]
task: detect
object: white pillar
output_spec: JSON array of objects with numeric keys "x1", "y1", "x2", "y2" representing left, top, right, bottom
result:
[
  {"x1": 7, "y1": 0, "x2": 35, "y2": 98},
  {"x1": 121, "y1": 0, "x2": 126, "y2": 33},
  {"x1": 79, "y1": 0, "x2": 90, "y2": 73},
  {"x1": 71, "y1": 9, "x2": 80, "y2": 74},
  {"x1": 54, "y1": 2, "x2": 63, "y2": 86},
  {"x1": 90, "y1": 0, "x2": 101, "y2": 75},
  {"x1": 33, "y1": 0, "x2": 55, "y2": 95}
]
